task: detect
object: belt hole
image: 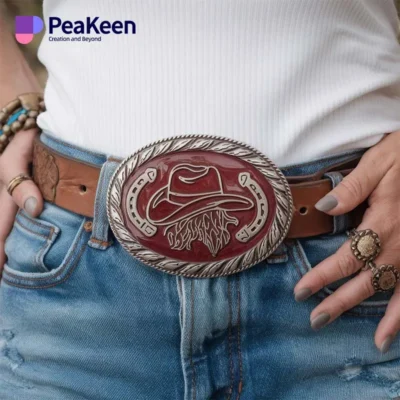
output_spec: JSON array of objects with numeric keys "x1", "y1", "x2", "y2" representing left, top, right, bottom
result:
[
  {"x1": 299, "y1": 206, "x2": 308, "y2": 215},
  {"x1": 79, "y1": 184, "x2": 87, "y2": 194}
]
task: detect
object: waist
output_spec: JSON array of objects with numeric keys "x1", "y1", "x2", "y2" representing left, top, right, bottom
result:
[{"x1": 32, "y1": 133, "x2": 367, "y2": 239}]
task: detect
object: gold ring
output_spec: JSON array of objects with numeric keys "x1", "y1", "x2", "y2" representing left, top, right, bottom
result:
[
  {"x1": 348, "y1": 229, "x2": 399, "y2": 292},
  {"x1": 6, "y1": 173, "x2": 32, "y2": 196}
]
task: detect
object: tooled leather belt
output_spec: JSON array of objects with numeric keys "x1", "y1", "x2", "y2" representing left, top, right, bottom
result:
[{"x1": 32, "y1": 135, "x2": 366, "y2": 278}]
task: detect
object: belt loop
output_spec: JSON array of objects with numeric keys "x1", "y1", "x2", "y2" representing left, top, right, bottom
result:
[
  {"x1": 88, "y1": 159, "x2": 119, "y2": 250},
  {"x1": 324, "y1": 171, "x2": 349, "y2": 235}
]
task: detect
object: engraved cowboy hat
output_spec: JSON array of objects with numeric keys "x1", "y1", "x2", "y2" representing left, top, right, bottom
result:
[{"x1": 146, "y1": 164, "x2": 254, "y2": 226}]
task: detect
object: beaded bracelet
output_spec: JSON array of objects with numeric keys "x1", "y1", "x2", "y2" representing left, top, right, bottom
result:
[{"x1": 0, "y1": 93, "x2": 45, "y2": 154}]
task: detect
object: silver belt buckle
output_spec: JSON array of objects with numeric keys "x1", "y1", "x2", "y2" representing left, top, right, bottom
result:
[{"x1": 107, "y1": 135, "x2": 293, "y2": 278}]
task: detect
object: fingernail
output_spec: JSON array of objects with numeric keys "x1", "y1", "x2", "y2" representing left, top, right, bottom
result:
[
  {"x1": 380, "y1": 335, "x2": 394, "y2": 354},
  {"x1": 311, "y1": 313, "x2": 331, "y2": 331},
  {"x1": 315, "y1": 195, "x2": 338, "y2": 212},
  {"x1": 294, "y1": 288, "x2": 312, "y2": 302},
  {"x1": 24, "y1": 197, "x2": 37, "y2": 216}
]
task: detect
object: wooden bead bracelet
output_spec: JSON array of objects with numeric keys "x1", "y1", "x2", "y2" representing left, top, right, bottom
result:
[{"x1": 0, "y1": 93, "x2": 45, "y2": 154}]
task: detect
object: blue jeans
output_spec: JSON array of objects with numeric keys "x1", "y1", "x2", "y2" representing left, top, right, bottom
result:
[{"x1": 1, "y1": 133, "x2": 400, "y2": 400}]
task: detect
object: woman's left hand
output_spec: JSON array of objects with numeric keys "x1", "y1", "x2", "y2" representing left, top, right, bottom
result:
[{"x1": 293, "y1": 131, "x2": 400, "y2": 354}]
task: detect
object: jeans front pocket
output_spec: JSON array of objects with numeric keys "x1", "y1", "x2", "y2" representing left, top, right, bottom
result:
[
  {"x1": 291, "y1": 234, "x2": 391, "y2": 317},
  {"x1": 5, "y1": 210, "x2": 60, "y2": 273},
  {"x1": 2, "y1": 203, "x2": 90, "y2": 289}
]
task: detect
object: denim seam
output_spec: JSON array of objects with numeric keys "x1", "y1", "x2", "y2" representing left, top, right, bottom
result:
[
  {"x1": 14, "y1": 218, "x2": 54, "y2": 241},
  {"x1": 176, "y1": 277, "x2": 184, "y2": 329},
  {"x1": 90, "y1": 160, "x2": 119, "y2": 247},
  {"x1": 324, "y1": 172, "x2": 347, "y2": 234},
  {"x1": 236, "y1": 274, "x2": 243, "y2": 400},
  {"x1": 17, "y1": 210, "x2": 57, "y2": 239},
  {"x1": 33, "y1": 237, "x2": 52, "y2": 273},
  {"x1": 313, "y1": 289, "x2": 389, "y2": 309},
  {"x1": 286, "y1": 241, "x2": 306, "y2": 279},
  {"x1": 90, "y1": 160, "x2": 108, "y2": 243},
  {"x1": 14, "y1": 216, "x2": 56, "y2": 272},
  {"x1": 89, "y1": 237, "x2": 113, "y2": 246},
  {"x1": 2, "y1": 244, "x2": 87, "y2": 290},
  {"x1": 189, "y1": 280, "x2": 197, "y2": 400},
  {"x1": 3, "y1": 224, "x2": 86, "y2": 284},
  {"x1": 94, "y1": 162, "x2": 107, "y2": 218},
  {"x1": 14, "y1": 220, "x2": 49, "y2": 242},
  {"x1": 338, "y1": 310, "x2": 384, "y2": 317},
  {"x1": 227, "y1": 279, "x2": 234, "y2": 400}
]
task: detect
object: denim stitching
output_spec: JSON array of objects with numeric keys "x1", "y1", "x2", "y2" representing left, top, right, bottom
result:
[
  {"x1": 340, "y1": 311, "x2": 384, "y2": 317},
  {"x1": 33, "y1": 236, "x2": 52, "y2": 273},
  {"x1": 13, "y1": 216, "x2": 55, "y2": 272},
  {"x1": 17, "y1": 209, "x2": 57, "y2": 234},
  {"x1": 236, "y1": 274, "x2": 244, "y2": 400},
  {"x1": 89, "y1": 238, "x2": 113, "y2": 246},
  {"x1": 3, "y1": 223, "x2": 86, "y2": 283},
  {"x1": 286, "y1": 241, "x2": 305, "y2": 279},
  {"x1": 2, "y1": 244, "x2": 87, "y2": 290},
  {"x1": 226, "y1": 279, "x2": 234, "y2": 400},
  {"x1": 189, "y1": 280, "x2": 197, "y2": 400},
  {"x1": 90, "y1": 161, "x2": 119, "y2": 246},
  {"x1": 291, "y1": 241, "x2": 310, "y2": 276},
  {"x1": 14, "y1": 219, "x2": 52, "y2": 241},
  {"x1": 313, "y1": 289, "x2": 390, "y2": 309},
  {"x1": 176, "y1": 277, "x2": 184, "y2": 329},
  {"x1": 13, "y1": 221, "x2": 51, "y2": 271},
  {"x1": 4, "y1": 225, "x2": 85, "y2": 281},
  {"x1": 324, "y1": 172, "x2": 348, "y2": 234},
  {"x1": 91, "y1": 162, "x2": 108, "y2": 243}
]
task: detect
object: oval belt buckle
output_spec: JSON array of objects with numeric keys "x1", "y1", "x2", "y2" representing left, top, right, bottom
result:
[{"x1": 107, "y1": 135, "x2": 293, "y2": 278}]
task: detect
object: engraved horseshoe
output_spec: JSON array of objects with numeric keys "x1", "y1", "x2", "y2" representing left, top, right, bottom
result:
[
  {"x1": 126, "y1": 168, "x2": 158, "y2": 237},
  {"x1": 236, "y1": 172, "x2": 268, "y2": 243}
]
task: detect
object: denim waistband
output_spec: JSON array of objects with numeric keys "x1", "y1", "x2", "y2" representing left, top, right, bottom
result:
[{"x1": 39, "y1": 132, "x2": 366, "y2": 248}]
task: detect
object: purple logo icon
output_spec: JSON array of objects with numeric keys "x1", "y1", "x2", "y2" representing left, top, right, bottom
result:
[{"x1": 15, "y1": 16, "x2": 44, "y2": 44}]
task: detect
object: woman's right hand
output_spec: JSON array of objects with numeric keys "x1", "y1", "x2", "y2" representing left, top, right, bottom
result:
[{"x1": 0, "y1": 129, "x2": 44, "y2": 274}]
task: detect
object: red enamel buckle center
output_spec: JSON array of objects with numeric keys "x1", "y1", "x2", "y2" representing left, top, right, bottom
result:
[{"x1": 107, "y1": 136, "x2": 293, "y2": 278}]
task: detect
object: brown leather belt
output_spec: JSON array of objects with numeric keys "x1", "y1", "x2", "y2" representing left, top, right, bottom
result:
[{"x1": 31, "y1": 137, "x2": 365, "y2": 239}]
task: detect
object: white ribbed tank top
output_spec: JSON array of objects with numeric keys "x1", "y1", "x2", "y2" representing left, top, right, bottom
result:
[{"x1": 37, "y1": 0, "x2": 400, "y2": 166}]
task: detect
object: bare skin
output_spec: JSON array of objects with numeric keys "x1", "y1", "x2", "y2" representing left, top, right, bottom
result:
[
  {"x1": 0, "y1": 11, "x2": 43, "y2": 271},
  {"x1": 294, "y1": 131, "x2": 400, "y2": 353}
]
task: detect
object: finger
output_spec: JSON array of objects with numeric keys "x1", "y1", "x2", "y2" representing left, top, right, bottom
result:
[
  {"x1": 314, "y1": 148, "x2": 391, "y2": 215},
  {"x1": 294, "y1": 241, "x2": 363, "y2": 302},
  {"x1": 309, "y1": 269, "x2": 374, "y2": 330},
  {"x1": 293, "y1": 217, "x2": 380, "y2": 301},
  {"x1": 374, "y1": 283, "x2": 400, "y2": 353},
  {"x1": 0, "y1": 185, "x2": 18, "y2": 273},
  {"x1": 0, "y1": 129, "x2": 43, "y2": 217}
]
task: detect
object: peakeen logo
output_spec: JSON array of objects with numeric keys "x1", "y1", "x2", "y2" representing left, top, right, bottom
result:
[
  {"x1": 15, "y1": 16, "x2": 44, "y2": 44},
  {"x1": 48, "y1": 17, "x2": 136, "y2": 42},
  {"x1": 15, "y1": 16, "x2": 136, "y2": 44},
  {"x1": 49, "y1": 17, "x2": 136, "y2": 35}
]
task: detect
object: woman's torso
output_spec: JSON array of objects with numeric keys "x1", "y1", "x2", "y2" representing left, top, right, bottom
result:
[{"x1": 37, "y1": 0, "x2": 400, "y2": 166}]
